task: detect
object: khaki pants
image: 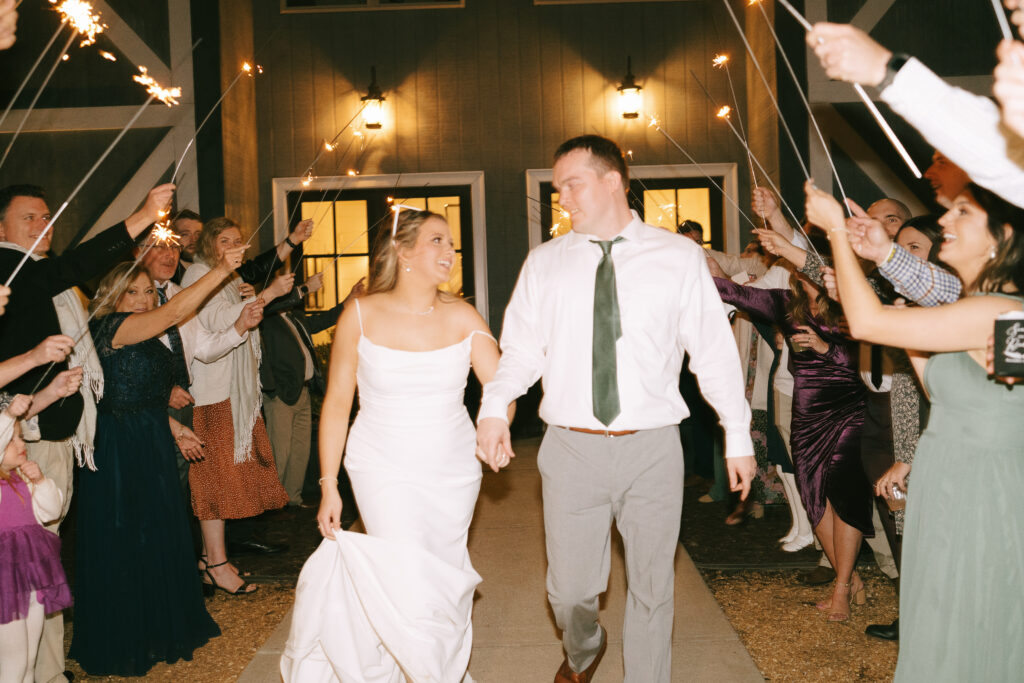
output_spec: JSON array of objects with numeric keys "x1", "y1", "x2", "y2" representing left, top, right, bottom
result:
[
  {"x1": 25, "y1": 439, "x2": 73, "y2": 683},
  {"x1": 539, "y1": 426, "x2": 683, "y2": 683},
  {"x1": 263, "y1": 389, "x2": 312, "y2": 505}
]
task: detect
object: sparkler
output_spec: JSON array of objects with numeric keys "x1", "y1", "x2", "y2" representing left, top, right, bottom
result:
[
  {"x1": 133, "y1": 65, "x2": 182, "y2": 106},
  {"x1": 0, "y1": 29, "x2": 77, "y2": 172},
  {"x1": 718, "y1": 0, "x2": 811, "y2": 180},
  {"x1": 713, "y1": 102, "x2": 823, "y2": 261},
  {"x1": 751, "y1": 0, "x2": 850, "y2": 213},
  {"x1": 993, "y1": 0, "x2": 1015, "y2": 40},
  {"x1": 4, "y1": 94, "x2": 157, "y2": 286},
  {"x1": 770, "y1": 0, "x2": 922, "y2": 178},
  {"x1": 646, "y1": 114, "x2": 761, "y2": 233},
  {"x1": 50, "y1": 0, "x2": 105, "y2": 46}
]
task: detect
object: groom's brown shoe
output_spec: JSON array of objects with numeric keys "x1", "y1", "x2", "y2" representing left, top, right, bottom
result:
[{"x1": 554, "y1": 627, "x2": 607, "y2": 683}]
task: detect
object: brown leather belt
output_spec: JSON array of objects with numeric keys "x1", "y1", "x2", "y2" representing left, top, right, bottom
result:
[{"x1": 564, "y1": 426, "x2": 639, "y2": 438}]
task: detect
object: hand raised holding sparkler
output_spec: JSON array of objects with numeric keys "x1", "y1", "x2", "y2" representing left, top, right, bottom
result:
[
  {"x1": 995, "y1": 40, "x2": 1024, "y2": 139},
  {"x1": 125, "y1": 184, "x2": 177, "y2": 239},
  {"x1": 806, "y1": 23, "x2": 892, "y2": 87},
  {"x1": 1005, "y1": 0, "x2": 1024, "y2": 32},
  {"x1": 259, "y1": 272, "x2": 296, "y2": 303},
  {"x1": 804, "y1": 181, "x2": 849, "y2": 237},
  {"x1": 844, "y1": 200, "x2": 894, "y2": 264},
  {"x1": 234, "y1": 299, "x2": 264, "y2": 335},
  {"x1": 277, "y1": 219, "x2": 314, "y2": 259},
  {"x1": 0, "y1": 0, "x2": 17, "y2": 50}
]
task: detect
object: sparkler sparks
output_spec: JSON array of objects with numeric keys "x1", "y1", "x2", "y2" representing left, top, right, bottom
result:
[
  {"x1": 302, "y1": 173, "x2": 314, "y2": 187},
  {"x1": 99, "y1": 50, "x2": 116, "y2": 61},
  {"x1": 712, "y1": 54, "x2": 729, "y2": 68},
  {"x1": 50, "y1": 0, "x2": 106, "y2": 47},
  {"x1": 150, "y1": 224, "x2": 180, "y2": 247},
  {"x1": 324, "y1": 141, "x2": 336, "y2": 152},
  {"x1": 716, "y1": 105, "x2": 732, "y2": 119},
  {"x1": 133, "y1": 66, "x2": 182, "y2": 106}
]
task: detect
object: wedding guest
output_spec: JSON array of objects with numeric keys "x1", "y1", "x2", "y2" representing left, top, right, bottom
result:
[
  {"x1": 714, "y1": 255, "x2": 871, "y2": 622},
  {"x1": 183, "y1": 217, "x2": 312, "y2": 593},
  {"x1": 807, "y1": 179, "x2": 1024, "y2": 681},
  {"x1": 924, "y1": 152, "x2": 970, "y2": 209},
  {"x1": 260, "y1": 272, "x2": 345, "y2": 506},
  {"x1": 136, "y1": 231, "x2": 262, "y2": 494},
  {"x1": 477, "y1": 135, "x2": 755, "y2": 683},
  {"x1": 0, "y1": 0, "x2": 16, "y2": 50},
  {"x1": 171, "y1": 210, "x2": 203, "y2": 282},
  {"x1": 0, "y1": 396, "x2": 71, "y2": 683},
  {"x1": 806, "y1": 22, "x2": 1024, "y2": 208},
  {"x1": 0, "y1": 182, "x2": 173, "y2": 683},
  {"x1": 69, "y1": 245, "x2": 245, "y2": 675}
]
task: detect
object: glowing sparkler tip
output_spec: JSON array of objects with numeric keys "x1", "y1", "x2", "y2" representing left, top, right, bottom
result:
[
  {"x1": 626, "y1": 149, "x2": 634, "y2": 161},
  {"x1": 242, "y1": 62, "x2": 252, "y2": 73},
  {"x1": 324, "y1": 141, "x2": 336, "y2": 152},
  {"x1": 347, "y1": 169, "x2": 358, "y2": 176},
  {"x1": 51, "y1": 0, "x2": 107, "y2": 47},
  {"x1": 99, "y1": 50, "x2": 116, "y2": 61},
  {"x1": 648, "y1": 114, "x2": 660, "y2": 128},
  {"x1": 133, "y1": 66, "x2": 182, "y2": 106},
  {"x1": 301, "y1": 173, "x2": 313, "y2": 187},
  {"x1": 716, "y1": 105, "x2": 732, "y2": 119},
  {"x1": 386, "y1": 196, "x2": 394, "y2": 204},
  {"x1": 150, "y1": 224, "x2": 180, "y2": 247},
  {"x1": 61, "y1": 54, "x2": 69, "y2": 61},
  {"x1": 712, "y1": 54, "x2": 729, "y2": 67}
]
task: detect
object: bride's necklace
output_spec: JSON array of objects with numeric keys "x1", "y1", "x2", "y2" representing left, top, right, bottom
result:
[{"x1": 395, "y1": 298, "x2": 435, "y2": 316}]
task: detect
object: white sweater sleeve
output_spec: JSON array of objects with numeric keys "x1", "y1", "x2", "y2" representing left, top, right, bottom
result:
[
  {"x1": 882, "y1": 58, "x2": 1024, "y2": 207},
  {"x1": 31, "y1": 478, "x2": 63, "y2": 526}
]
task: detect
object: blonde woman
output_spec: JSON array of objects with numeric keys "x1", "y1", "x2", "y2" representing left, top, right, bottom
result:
[
  {"x1": 68, "y1": 247, "x2": 244, "y2": 676},
  {"x1": 183, "y1": 217, "x2": 307, "y2": 594},
  {"x1": 282, "y1": 209, "x2": 508, "y2": 682}
]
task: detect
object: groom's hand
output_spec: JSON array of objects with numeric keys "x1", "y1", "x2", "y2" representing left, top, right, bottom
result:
[
  {"x1": 727, "y1": 455, "x2": 757, "y2": 500},
  {"x1": 476, "y1": 417, "x2": 515, "y2": 473}
]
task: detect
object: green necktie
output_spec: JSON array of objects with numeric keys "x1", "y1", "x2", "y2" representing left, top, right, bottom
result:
[{"x1": 592, "y1": 237, "x2": 623, "y2": 426}]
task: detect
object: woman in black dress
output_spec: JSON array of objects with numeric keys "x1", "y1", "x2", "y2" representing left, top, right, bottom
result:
[{"x1": 68, "y1": 245, "x2": 246, "y2": 676}]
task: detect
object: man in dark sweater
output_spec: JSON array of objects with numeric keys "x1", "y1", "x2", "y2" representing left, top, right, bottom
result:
[{"x1": 0, "y1": 182, "x2": 173, "y2": 683}]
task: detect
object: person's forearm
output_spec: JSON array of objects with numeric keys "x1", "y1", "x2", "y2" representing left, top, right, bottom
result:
[
  {"x1": 831, "y1": 229, "x2": 885, "y2": 338},
  {"x1": 0, "y1": 351, "x2": 40, "y2": 388},
  {"x1": 877, "y1": 244, "x2": 962, "y2": 306},
  {"x1": 155, "y1": 265, "x2": 231, "y2": 329},
  {"x1": 767, "y1": 208, "x2": 794, "y2": 240},
  {"x1": 318, "y1": 399, "x2": 351, "y2": 480},
  {"x1": 276, "y1": 239, "x2": 295, "y2": 261},
  {"x1": 779, "y1": 240, "x2": 808, "y2": 270}
]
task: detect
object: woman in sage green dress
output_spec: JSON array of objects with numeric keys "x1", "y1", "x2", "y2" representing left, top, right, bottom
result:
[{"x1": 806, "y1": 181, "x2": 1024, "y2": 681}]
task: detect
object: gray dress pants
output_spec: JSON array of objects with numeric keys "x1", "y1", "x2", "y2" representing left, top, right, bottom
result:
[{"x1": 538, "y1": 425, "x2": 683, "y2": 683}]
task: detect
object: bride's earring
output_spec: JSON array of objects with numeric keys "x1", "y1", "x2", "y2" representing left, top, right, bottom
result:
[{"x1": 990, "y1": 246, "x2": 998, "y2": 260}]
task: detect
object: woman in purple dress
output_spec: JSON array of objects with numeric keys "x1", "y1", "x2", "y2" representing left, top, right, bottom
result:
[{"x1": 715, "y1": 270, "x2": 869, "y2": 621}]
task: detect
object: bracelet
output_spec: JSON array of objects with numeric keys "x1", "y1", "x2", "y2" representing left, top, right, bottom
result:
[
  {"x1": 284, "y1": 235, "x2": 297, "y2": 249},
  {"x1": 318, "y1": 476, "x2": 338, "y2": 485}
]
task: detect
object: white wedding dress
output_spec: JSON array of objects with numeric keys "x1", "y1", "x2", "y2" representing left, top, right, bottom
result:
[{"x1": 281, "y1": 301, "x2": 486, "y2": 683}]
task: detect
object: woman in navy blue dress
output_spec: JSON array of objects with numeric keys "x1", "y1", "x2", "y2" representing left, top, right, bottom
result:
[{"x1": 68, "y1": 245, "x2": 245, "y2": 676}]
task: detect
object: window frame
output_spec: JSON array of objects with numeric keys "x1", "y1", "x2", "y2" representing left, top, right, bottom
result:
[
  {"x1": 280, "y1": 0, "x2": 464, "y2": 14},
  {"x1": 272, "y1": 170, "x2": 489, "y2": 323},
  {"x1": 524, "y1": 163, "x2": 741, "y2": 252}
]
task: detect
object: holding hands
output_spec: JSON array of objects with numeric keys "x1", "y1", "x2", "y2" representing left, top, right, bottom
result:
[{"x1": 475, "y1": 417, "x2": 516, "y2": 473}]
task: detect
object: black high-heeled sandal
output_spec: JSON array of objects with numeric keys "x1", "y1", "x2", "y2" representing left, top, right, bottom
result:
[
  {"x1": 198, "y1": 554, "x2": 251, "y2": 577},
  {"x1": 202, "y1": 560, "x2": 258, "y2": 596}
]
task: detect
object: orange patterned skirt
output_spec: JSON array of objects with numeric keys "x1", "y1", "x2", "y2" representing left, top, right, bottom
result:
[{"x1": 189, "y1": 398, "x2": 289, "y2": 521}]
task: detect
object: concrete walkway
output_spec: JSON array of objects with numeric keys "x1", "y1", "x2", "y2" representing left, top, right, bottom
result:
[{"x1": 239, "y1": 440, "x2": 763, "y2": 682}]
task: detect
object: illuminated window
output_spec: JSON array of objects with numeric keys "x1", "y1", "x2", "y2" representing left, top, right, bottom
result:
[{"x1": 539, "y1": 177, "x2": 724, "y2": 248}]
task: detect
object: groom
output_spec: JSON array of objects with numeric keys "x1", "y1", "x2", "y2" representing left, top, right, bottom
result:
[{"x1": 476, "y1": 135, "x2": 756, "y2": 683}]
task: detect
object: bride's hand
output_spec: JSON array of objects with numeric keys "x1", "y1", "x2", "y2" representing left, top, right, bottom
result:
[{"x1": 317, "y1": 486, "x2": 343, "y2": 540}]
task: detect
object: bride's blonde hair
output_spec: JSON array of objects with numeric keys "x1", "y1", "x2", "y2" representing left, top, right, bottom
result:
[{"x1": 366, "y1": 209, "x2": 458, "y2": 301}]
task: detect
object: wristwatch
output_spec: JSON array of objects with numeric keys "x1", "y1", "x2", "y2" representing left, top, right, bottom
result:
[{"x1": 877, "y1": 52, "x2": 910, "y2": 91}]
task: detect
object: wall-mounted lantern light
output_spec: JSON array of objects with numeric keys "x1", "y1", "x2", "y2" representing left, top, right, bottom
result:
[
  {"x1": 361, "y1": 66, "x2": 385, "y2": 129},
  {"x1": 618, "y1": 56, "x2": 642, "y2": 119}
]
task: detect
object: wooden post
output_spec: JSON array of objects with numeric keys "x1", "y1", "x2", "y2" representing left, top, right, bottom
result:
[
  {"x1": 745, "y1": 0, "x2": 780, "y2": 189},
  {"x1": 219, "y1": 0, "x2": 260, "y2": 242}
]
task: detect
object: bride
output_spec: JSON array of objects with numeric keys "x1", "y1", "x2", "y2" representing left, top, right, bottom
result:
[{"x1": 281, "y1": 208, "x2": 512, "y2": 682}]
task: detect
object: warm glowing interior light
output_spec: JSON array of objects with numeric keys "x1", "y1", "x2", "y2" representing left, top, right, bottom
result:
[
  {"x1": 619, "y1": 85, "x2": 642, "y2": 119},
  {"x1": 363, "y1": 99, "x2": 384, "y2": 129}
]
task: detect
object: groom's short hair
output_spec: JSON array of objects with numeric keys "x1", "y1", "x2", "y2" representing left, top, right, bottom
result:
[{"x1": 554, "y1": 135, "x2": 629, "y2": 190}]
